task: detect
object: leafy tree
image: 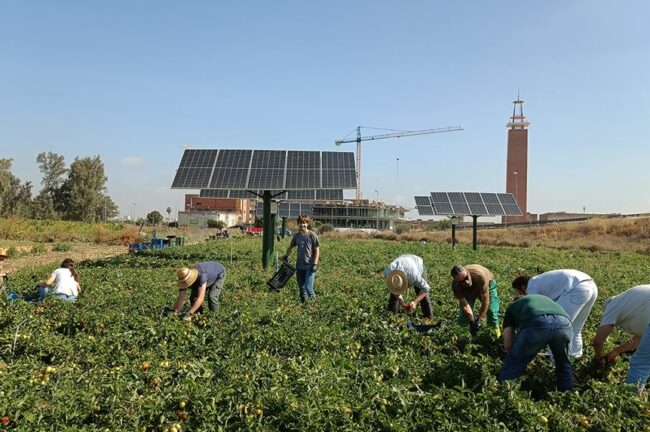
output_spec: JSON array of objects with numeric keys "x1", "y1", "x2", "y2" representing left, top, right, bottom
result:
[
  {"x1": 95, "y1": 195, "x2": 119, "y2": 221},
  {"x1": 58, "y1": 156, "x2": 113, "y2": 223},
  {"x1": 146, "y1": 210, "x2": 164, "y2": 226},
  {"x1": 394, "y1": 223, "x2": 411, "y2": 234},
  {"x1": 35, "y1": 152, "x2": 68, "y2": 220},
  {"x1": 207, "y1": 219, "x2": 226, "y2": 229},
  {"x1": 0, "y1": 158, "x2": 33, "y2": 218},
  {"x1": 166, "y1": 206, "x2": 172, "y2": 220}
]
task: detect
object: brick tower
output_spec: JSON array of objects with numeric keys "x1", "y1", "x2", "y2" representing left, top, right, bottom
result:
[{"x1": 505, "y1": 96, "x2": 529, "y2": 223}]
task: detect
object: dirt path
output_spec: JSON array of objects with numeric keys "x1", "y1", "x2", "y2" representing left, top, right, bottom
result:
[{"x1": 2, "y1": 244, "x2": 128, "y2": 274}]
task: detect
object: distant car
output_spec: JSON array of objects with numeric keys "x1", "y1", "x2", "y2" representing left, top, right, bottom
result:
[{"x1": 245, "y1": 226, "x2": 264, "y2": 236}]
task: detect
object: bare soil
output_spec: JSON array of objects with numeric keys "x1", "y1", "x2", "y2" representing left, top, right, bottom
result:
[{"x1": 3, "y1": 244, "x2": 128, "y2": 274}]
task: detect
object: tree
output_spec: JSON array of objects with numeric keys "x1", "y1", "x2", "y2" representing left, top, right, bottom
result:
[
  {"x1": 35, "y1": 152, "x2": 67, "y2": 220},
  {"x1": 166, "y1": 206, "x2": 172, "y2": 220},
  {"x1": 0, "y1": 159, "x2": 33, "y2": 218},
  {"x1": 146, "y1": 210, "x2": 164, "y2": 226},
  {"x1": 96, "y1": 195, "x2": 119, "y2": 221},
  {"x1": 207, "y1": 219, "x2": 226, "y2": 229},
  {"x1": 58, "y1": 156, "x2": 112, "y2": 223}
]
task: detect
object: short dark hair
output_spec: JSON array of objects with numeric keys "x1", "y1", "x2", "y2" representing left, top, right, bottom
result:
[
  {"x1": 297, "y1": 214, "x2": 311, "y2": 225},
  {"x1": 450, "y1": 265, "x2": 464, "y2": 277},
  {"x1": 512, "y1": 275, "x2": 531, "y2": 290}
]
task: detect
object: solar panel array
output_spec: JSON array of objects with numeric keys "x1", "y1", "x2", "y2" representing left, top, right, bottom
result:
[
  {"x1": 414, "y1": 192, "x2": 522, "y2": 216},
  {"x1": 199, "y1": 189, "x2": 344, "y2": 200},
  {"x1": 255, "y1": 202, "x2": 313, "y2": 218},
  {"x1": 172, "y1": 149, "x2": 356, "y2": 190}
]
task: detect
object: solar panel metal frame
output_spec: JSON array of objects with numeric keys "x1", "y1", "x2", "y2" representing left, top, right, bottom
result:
[
  {"x1": 414, "y1": 192, "x2": 521, "y2": 216},
  {"x1": 255, "y1": 202, "x2": 313, "y2": 218},
  {"x1": 199, "y1": 189, "x2": 344, "y2": 200},
  {"x1": 172, "y1": 149, "x2": 356, "y2": 190}
]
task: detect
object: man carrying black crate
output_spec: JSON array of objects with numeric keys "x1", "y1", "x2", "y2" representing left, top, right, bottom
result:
[{"x1": 169, "y1": 261, "x2": 227, "y2": 321}]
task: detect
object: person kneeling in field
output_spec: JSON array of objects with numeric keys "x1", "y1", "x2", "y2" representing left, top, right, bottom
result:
[
  {"x1": 37, "y1": 258, "x2": 82, "y2": 302},
  {"x1": 512, "y1": 269, "x2": 598, "y2": 359},
  {"x1": 384, "y1": 254, "x2": 433, "y2": 318},
  {"x1": 590, "y1": 285, "x2": 650, "y2": 392},
  {"x1": 450, "y1": 264, "x2": 501, "y2": 337},
  {"x1": 498, "y1": 294, "x2": 574, "y2": 391},
  {"x1": 171, "y1": 261, "x2": 226, "y2": 321}
]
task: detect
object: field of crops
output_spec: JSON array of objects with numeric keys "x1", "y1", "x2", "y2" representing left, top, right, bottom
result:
[{"x1": 1, "y1": 237, "x2": 648, "y2": 431}]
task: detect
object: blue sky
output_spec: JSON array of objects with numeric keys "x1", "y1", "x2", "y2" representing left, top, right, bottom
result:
[{"x1": 1, "y1": 1, "x2": 648, "y2": 219}]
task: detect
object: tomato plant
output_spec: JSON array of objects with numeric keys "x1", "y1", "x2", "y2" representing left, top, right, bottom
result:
[{"x1": 0, "y1": 238, "x2": 647, "y2": 430}]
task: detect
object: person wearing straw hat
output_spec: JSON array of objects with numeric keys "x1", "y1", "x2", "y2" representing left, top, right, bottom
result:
[
  {"x1": 170, "y1": 261, "x2": 227, "y2": 321},
  {"x1": 384, "y1": 254, "x2": 432, "y2": 318}
]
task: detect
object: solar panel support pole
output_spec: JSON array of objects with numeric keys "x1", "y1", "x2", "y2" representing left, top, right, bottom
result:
[
  {"x1": 262, "y1": 190, "x2": 275, "y2": 269},
  {"x1": 281, "y1": 217, "x2": 287, "y2": 239},
  {"x1": 472, "y1": 216, "x2": 478, "y2": 251},
  {"x1": 451, "y1": 222, "x2": 456, "y2": 249}
]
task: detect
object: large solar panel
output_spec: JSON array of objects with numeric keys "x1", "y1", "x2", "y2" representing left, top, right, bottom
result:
[
  {"x1": 414, "y1": 192, "x2": 522, "y2": 216},
  {"x1": 255, "y1": 202, "x2": 313, "y2": 218},
  {"x1": 199, "y1": 189, "x2": 344, "y2": 200},
  {"x1": 172, "y1": 149, "x2": 356, "y2": 190}
]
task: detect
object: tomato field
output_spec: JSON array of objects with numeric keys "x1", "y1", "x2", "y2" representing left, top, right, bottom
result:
[{"x1": 1, "y1": 237, "x2": 649, "y2": 431}]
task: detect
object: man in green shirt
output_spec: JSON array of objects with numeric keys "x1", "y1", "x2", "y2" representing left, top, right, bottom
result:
[{"x1": 498, "y1": 294, "x2": 574, "y2": 391}]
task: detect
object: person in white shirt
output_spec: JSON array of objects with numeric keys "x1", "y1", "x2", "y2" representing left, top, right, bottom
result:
[
  {"x1": 590, "y1": 285, "x2": 650, "y2": 392},
  {"x1": 384, "y1": 254, "x2": 432, "y2": 318},
  {"x1": 39, "y1": 258, "x2": 81, "y2": 302},
  {"x1": 511, "y1": 269, "x2": 598, "y2": 358}
]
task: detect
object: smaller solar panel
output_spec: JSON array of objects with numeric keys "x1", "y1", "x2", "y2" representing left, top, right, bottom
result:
[
  {"x1": 416, "y1": 205, "x2": 435, "y2": 216},
  {"x1": 415, "y1": 192, "x2": 521, "y2": 216},
  {"x1": 415, "y1": 196, "x2": 432, "y2": 206}
]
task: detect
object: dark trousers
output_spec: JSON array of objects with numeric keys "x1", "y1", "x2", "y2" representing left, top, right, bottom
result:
[
  {"x1": 190, "y1": 277, "x2": 225, "y2": 314},
  {"x1": 387, "y1": 285, "x2": 433, "y2": 318}
]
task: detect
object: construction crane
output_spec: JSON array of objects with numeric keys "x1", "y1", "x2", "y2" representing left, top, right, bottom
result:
[{"x1": 335, "y1": 125, "x2": 463, "y2": 200}]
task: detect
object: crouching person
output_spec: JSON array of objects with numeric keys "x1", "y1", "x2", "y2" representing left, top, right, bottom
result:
[
  {"x1": 172, "y1": 261, "x2": 226, "y2": 321},
  {"x1": 498, "y1": 294, "x2": 574, "y2": 391},
  {"x1": 38, "y1": 258, "x2": 81, "y2": 302},
  {"x1": 384, "y1": 254, "x2": 433, "y2": 318}
]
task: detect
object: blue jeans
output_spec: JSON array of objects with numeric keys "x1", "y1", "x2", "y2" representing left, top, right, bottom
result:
[
  {"x1": 498, "y1": 314, "x2": 574, "y2": 391},
  {"x1": 627, "y1": 324, "x2": 650, "y2": 391},
  {"x1": 296, "y1": 268, "x2": 316, "y2": 303}
]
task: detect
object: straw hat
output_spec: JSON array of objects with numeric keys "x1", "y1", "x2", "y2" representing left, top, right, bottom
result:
[
  {"x1": 386, "y1": 269, "x2": 409, "y2": 296},
  {"x1": 0, "y1": 248, "x2": 7, "y2": 259},
  {"x1": 177, "y1": 267, "x2": 199, "y2": 289}
]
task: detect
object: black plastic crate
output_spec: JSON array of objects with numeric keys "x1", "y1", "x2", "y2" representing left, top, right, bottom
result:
[{"x1": 267, "y1": 261, "x2": 296, "y2": 291}]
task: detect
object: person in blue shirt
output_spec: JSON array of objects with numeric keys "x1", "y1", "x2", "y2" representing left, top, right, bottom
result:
[
  {"x1": 171, "y1": 261, "x2": 227, "y2": 321},
  {"x1": 283, "y1": 214, "x2": 320, "y2": 303}
]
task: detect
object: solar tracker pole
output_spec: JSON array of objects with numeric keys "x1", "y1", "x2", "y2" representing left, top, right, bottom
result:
[
  {"x1": 281, "y1": 217, "x2": 287, "y2": 239},
  {"x1": 472, "y1": 215, "x2": 478, "y2": 251},
  {"x1": 262, "y1": 190, "x2": 275, "y2": 269},
  {"x1": 451, "y1": 222, "x2": 456, "y2": 249}
]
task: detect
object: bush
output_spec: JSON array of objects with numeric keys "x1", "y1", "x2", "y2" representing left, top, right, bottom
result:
[
  {"x1": 207, "y1": 219, "x2": 227, "y2": 229},
  {"x1": 30, "y1": 244, "x2": 47, "y2": 254},
  {"x1": 430, "y1": 219, "x2": 452, "y2": 231},
  {"x1": 6, "y1": 245, "x2": 20, "y2": 258},
  {"x1": 319, "y1": 224, "x2": 333, "y2": 233},
  {"x1": 52, "y1": 243, "x2": 72, "y2": 252},
  {"x1": 394, "y1": 223, "x2": 411, "y2": 234}
]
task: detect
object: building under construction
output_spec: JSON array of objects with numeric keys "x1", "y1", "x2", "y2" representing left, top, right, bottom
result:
[{"x1": 310, "y1": 200, "x2": 407, "y2": 230}]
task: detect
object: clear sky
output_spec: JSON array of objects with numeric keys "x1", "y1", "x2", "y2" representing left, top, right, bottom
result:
[{"x1": 1, "y1": 1, "x2": 648, "y2": 220}]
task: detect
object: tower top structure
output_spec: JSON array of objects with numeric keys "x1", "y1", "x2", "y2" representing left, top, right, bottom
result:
[{"x1": 507, "y1": 93, "x2": 530, "y2": 130}]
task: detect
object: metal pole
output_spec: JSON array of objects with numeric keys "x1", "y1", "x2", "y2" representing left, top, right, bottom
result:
[
  {"x1": 472, "y1": 215, "x2": 478, "y2": 251},
  {"x1": 355, "y1": 126, "x2": 361, "y2": 201},
  {"x1": 281, "y1": 217, "x2": 287, "y2": 239},
  {"x1": 262, "y1": 191, "x2": 275, "y2": 269},
  {"x1": 451, "y1": 223, "x2": 456, "y2": 249}
]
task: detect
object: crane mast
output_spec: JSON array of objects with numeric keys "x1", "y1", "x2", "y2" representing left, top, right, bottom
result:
[{"x1": 335, "y1": 125, "x2": 463, "y2": 200}]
